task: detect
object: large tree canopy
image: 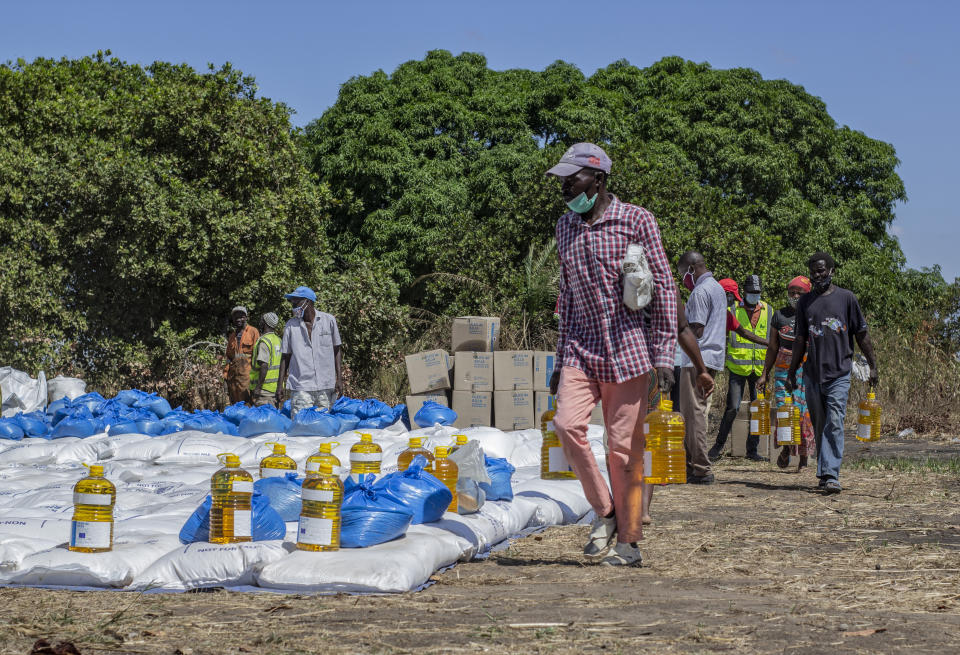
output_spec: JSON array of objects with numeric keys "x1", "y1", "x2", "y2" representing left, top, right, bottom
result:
[{"x1": 305, "y1": 51, "x2": 916, "y2": 324}]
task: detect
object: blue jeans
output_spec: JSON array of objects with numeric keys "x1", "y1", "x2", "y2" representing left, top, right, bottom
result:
[{"x1": 805, "y1": 373, "x2": 850, "y2": 482}]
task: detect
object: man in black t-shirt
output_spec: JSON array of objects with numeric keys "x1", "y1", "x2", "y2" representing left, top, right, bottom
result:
[{"x1": 786, "y1": 253, "x2": 879, "y2": 494}]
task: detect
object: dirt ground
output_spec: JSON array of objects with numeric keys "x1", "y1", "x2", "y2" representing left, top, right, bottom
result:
[{"x1": 2, "y1": 434, "x2": 959, "y2": 655}]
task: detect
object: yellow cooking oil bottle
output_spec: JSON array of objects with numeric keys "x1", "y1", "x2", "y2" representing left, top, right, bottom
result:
[
  {"x1": 749, "y1": 391, "x2": 771, "y2": 438},
  {"x1": 259, "y1": 442, "x2": 297, "y2": 478},
  {"x1": 540, "y1": 406, "x2": 576, "y2": 480},
  {"x1": 857, "y1": 388, "x2": 883, "y2": 442},
  {"x1": 349, "y1": 433, "x2": 382, "y2": 478},
  {"x1": 775, "y1": 396, "x2": 802, "y2": 447},
  {"x1": 398, "y1": 436, "x2": 435, "y2": 472},
  {"x1": 209, "y1": 453, "x2": 254, "y2": 544},
  {"x1": 305, "y1": 441, "x2": 340, "y2": 478},
  {"x1": 297, "y1": 459, "x2": 343, "y2": 552},
  {"x1": 449, "y1": 433, "x2": 469, "y2": 453},
  {"x1": 433, "y1": 446, "x2": 459, "y2": 513},
  {"x1": 645, "y1": 399, "x2": 686, "y2": 485},
  {"x1": 69, "y1": 463, "x2": 116, "y2": 553}
]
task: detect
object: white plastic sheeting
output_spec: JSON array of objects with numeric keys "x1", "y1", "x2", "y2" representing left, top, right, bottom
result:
[
  {"x1": 0, "y1": 424, "x2": 607, "y2": 593},
  {"x1": 0, "y1": 367, "x2": 48, "y2": 417}
]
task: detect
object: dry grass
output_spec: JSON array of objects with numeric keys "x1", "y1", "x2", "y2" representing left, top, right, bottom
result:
[{"x1": 2, "y1": 441, "x2": 959, "y2": 654}]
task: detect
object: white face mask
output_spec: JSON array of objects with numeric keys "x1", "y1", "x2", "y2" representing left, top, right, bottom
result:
[
  {"x1": 745, "y1": 292, "x2": 760, "y2": 305},
  {"x1": 787, "y1": 296, "x2": 799, "y2": 308}
]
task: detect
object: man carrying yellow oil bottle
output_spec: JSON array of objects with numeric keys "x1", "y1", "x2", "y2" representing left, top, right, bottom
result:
[
  {"x1": 251, "y1": 312, "x2": 283, "y2": 407},
  {"x1": 709, "y1": 275, "x2": 771, "y2": 462}
]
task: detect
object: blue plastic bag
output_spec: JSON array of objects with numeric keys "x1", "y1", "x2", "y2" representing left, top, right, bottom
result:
[
  {"x1": 333, "y1": 413, "x2": 360, "y2": 434},
  {"x1": 51, "y1": 409, "x2": 104, "y2": 439},
  {"x1": 183, "y1": 410, "x2": 238, "y2": 435},
  {"x1": 332, "y1": 396, "x2": 362, "y2": 416},
  {"x1": 479, "y1": 456, "x2": 515, "y2": 501},
  {"x1": 178, "y1": 492, "x2": 286, "y2": 544},
  {"x1": 254, "y1": 473, "x2": 302, "y2": 522},
  {"x1": 375, "y1": 455, "x2": 453, "y2": 524},
  {"x1": 223, "y1": 402, "x2": 251, "y2": 426},
  {"x1": 340, "y1": 507, "x2": 413, "y2": 548},
  {"x1": 51, "y1": 401, "x2": 81, "y2": 426},
  {"x1": 357, "y1": 398, "x2": 392, "y2": 419},
  {"x1": 45, "y1": 397, "x2": 70, "y2": 419},
  {"x1": 288, "y1": 408, "x2": 341, "y2": 437},
  {"x1": 414, "y1": 400, "x2": 457, "y2": 428},
  {"x1": 0, "y1": 419, "x2": 25, "y2": 440},
  {"x1": 13, "y1": 411, "x2": 50, "y2": 437},
  {"x1": 114, "y1": 389, "x2": 149, "y2": 406},
  {"x1": 94, "y1": 398, "x2": 129, "y2": 418},
  {"x1": 357, "y1": 415, "x2": 395, "y2": 429},
  {"x1": 238, "y1": 405, "x2": 292, "y2": 437},
  {"x1": 281, "y1": 399, "x2": 292, "y2": 418},
  {"x1": 133, "y1": 392, "x2": 173, "y2": 418},
  {"x1": 72, "y1": 392, "x2": 107, "y2": 415}
]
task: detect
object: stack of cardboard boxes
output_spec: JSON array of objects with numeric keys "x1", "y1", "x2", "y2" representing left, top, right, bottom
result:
[{"x1": 404, "y1": 317, "x2": 562, "y2": 431}]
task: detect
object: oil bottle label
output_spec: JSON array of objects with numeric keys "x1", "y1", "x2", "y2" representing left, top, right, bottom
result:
[
  {"x1": 546, "y1": 421, "x2": 555, "y2": 432},
  {"x1": 777, "y1": 411, "x2": 788, "y2": 420},
  {"x1": 859, "y1": 409, "x2": 871, "y2": 417},
  {"x1": 750, "y1": 406, "x2": 758, "y2": 413},
  {"x1": 548, "y1": 446, "x2": 572, "y2": 473},
  {"x1": 298, "y1": 516, "x2": 333, "y2": 545},
  {"x1": 74, "y1": 492, "x2": 112, "y2": 506},
  {"x1": 750, "y1": 419, "x2": 760, "y2": 434},
  {"x1": 776, "y1": 427, "x2": 792, "y2": 443},
  {"x1": 232, "y1": 510, "x2": 252, "y2": 537},
  {"x1": 643, "y1": 450, "x2": 652, "y2": 478},
  {"x1": 302, "y1": 488, "x2": 335, "y2": 502},
  {"x1": 643, "y1": 422, "x2": 650, "y2": 434},
  {"x1": 351, "y1": 453, "x2": 382, "y2": 462},
  {"x1": 260, "y1": 468, "x2": 287, "y2": 478},
  {"x1": 857, "y1": 423, "x2": 872, "y2": 439},
  {"x1": 232, "y1": 480, "x2": 253, "y2": 493},
  {"x1": 70, "y1": 520, "x2": 111, "y2": 548},
  {"x1": 305, "y1": 461, "x2": 320, "y2": 472}
]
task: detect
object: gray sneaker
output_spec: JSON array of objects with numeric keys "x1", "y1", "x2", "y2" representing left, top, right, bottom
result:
[
  {"x1": 823, "y1": 480, "x2": 842, "y2": 495},
  {"x1": 600, "y1": 542, "x2": 643, "y2": 567},
  {"x1": 584, "y1": 514, "x2": 617, "y2": 559}
]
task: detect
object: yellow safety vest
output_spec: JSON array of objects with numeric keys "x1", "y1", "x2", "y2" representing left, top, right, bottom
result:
[
  {"x1": 725, "y1": 301, "x2": 769, "y2": 376},
  {"x1": 250, "y1": 332, "x2": 282, "y2": 393}
]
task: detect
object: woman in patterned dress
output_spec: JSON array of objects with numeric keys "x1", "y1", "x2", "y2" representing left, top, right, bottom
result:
[{"x1": 758, "y1": 276, "x2": 815, "y2": 471}]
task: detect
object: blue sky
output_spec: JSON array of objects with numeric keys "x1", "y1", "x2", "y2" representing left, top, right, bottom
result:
[{"x1": 4, "y1": 0, "x2": 957, "y2": 280}]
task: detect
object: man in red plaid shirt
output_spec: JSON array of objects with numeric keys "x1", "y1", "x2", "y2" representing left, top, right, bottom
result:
[{"x1": 547, "y1": 143, "x2": 678, "y2": 567}]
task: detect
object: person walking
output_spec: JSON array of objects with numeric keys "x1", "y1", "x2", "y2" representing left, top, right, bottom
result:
[
  {"x1": 710, "y1": 275, "x2": 771, "y2": 461},
  {"x1": 675, "y1": 251, "x2": 727, "y2": 484},
  {"x1": 759, "y1": 276, "x2": 815, "y2": 471},
  {"x1": 787, "y1": 253, "x2": 879, "y2": 494},
  {"x1": 547, "y1": 143, "x2": 677, "y2": 567},
  {"x1": 276, "y1": 286, "x2": 343, "y2": 419},
  {"x1": 251, "y1": 312, "x2": 283, "y2": 407},
  {"x1": 224, "y1": 306, "x2": 260, "y2": 405}
]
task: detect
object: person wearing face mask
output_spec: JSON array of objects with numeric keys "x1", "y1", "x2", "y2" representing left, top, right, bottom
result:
[
  {"x1": 546, "y1": 143, "x2": 678, "y2": 567},
  {"x1": 709, "y1": 275, "x2": 771, "y2": 462},
  {"x1": 674, "y1": 251, "x2": 727, "y2": 485},
  {"x1": 276, "y1": 286, "x2": 343, "y2": 418},
  {"x1": 251, "y1": 312, "x2": 283, "y2": 407},
  {"x1": 758, "y1": 276, "x2": 815, "y2": 471},
  {"x1": 224, "y1": 306, "x2": 260, "y2": 405},
  {"x1": 787, "y1": 252, "x2": 878, "y2": 494}
]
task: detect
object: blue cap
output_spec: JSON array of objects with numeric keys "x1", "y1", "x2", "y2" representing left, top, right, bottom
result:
[{"x1": 284, "y1": 286, "x2": 316, "y2": 302}]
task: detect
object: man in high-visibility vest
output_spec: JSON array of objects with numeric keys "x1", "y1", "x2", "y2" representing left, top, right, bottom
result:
[
  {"x1": 709, "y1": 275, "x2": 771, "y2": 461},
  {"x1": 251, "y1": 312, "x2": 282, "y2": 407}
]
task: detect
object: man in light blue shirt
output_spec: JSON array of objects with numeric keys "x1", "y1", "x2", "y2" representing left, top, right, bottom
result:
[
  {"x1": 676, "y1": 251, "x2": 727, "y2": 484},
  {"x1": 276, "y1": 286, "x2": 343, "y2": 418}
]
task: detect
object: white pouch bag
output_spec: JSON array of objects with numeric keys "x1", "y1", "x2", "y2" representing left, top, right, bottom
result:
[{"x1": 622, "y1": 243, "x2": 654, "y2": 310}]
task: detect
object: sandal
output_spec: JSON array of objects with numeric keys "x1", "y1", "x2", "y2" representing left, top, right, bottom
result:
[{"x1": 776, "y1": 446, "x2": 790, "y2": 469}]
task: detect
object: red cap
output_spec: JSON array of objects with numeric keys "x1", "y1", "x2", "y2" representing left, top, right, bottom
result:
[
  {"x1": 718, "y1": 278, "x2": 741, "y2": 302},
  {"x1": 788, "y1": 275, "x2": 811, "y2": 292}
]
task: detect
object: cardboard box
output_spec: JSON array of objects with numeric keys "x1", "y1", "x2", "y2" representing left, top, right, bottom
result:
[
  {"x1": 533, "y1": 351, "x2": 557, "y2": 392},
  {"x1": 494, "y1": 350, "x2": 534, "y2": 390},
  {"x1": 728, "y1": 401, "x2": 771, "y2": 458},
  {"x1": 405, "y1": 349, "x2": 451, "y2": 394},
  {"x1": 406, "y1": 392, "x2": 450, "y2": 421},
  {"x1": 534, "y1": 391, "x2": 556, "y2": 420},
  {"x1": 451, "y1": 317, "x2": 501, "y2": 352},
  {"x1": 453, "y1": 352, "x2": 494, "y2": 392},
  {"x1": 494, "y1": 389, "x2": 535, "y2": 431},
  {"x1": 452, "y1": 391, "x2": 492, "y2": 428}
]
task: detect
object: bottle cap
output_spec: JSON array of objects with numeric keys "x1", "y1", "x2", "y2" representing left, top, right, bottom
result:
[
  {"x1": 83, "y1": 462, "x2": 105, "y2": 477},
  {"x1": 784, "y1": 396, "x2": 793, "y2": 404},
  {"x1": 319, "y1": 442, "x2": 337, "y2": 453},
  {"x1": 360, "y1": 433, "x2": 373, "y2": 443},
  {"x1": 659, "y1": 398, "x2": 673, "y2": 412},
  {"x1": 318, "y1": 460, "x2": 335, "y2": 475},
  {"x1": 757, "y1": 391, "x2": 765, "y2": 400},
  {"x1": 867, "y1": 392, "x2": 876, "y2": 399},
  {"x1": 454, "y1": 434, "x2": 468, "y2": 445},
  {"x1": 435, "y1": 446, "x2": 449, "y2": 457},
  {"x1": 218, "y1": 453, "x2": 240, "y2": 467},
  {"x1": 267, "y1": 442, "x2": 286, "y2": 455},
  {"x1": 408, "y1": 437, "x2": 423, "y2": 447}
]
